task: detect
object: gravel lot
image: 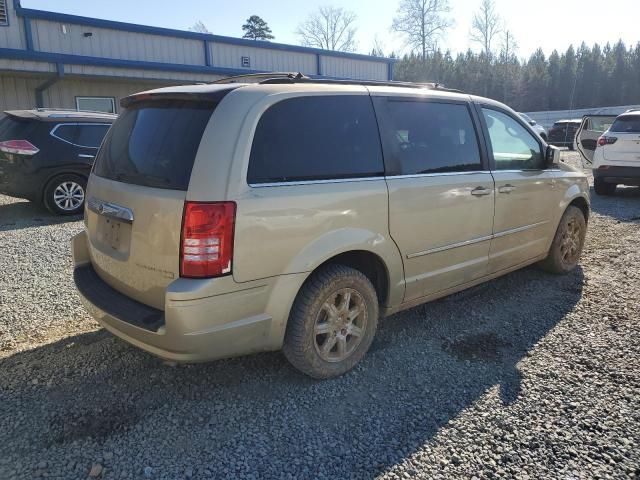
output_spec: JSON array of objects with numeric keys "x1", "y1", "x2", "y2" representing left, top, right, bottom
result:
[{"x1": 1, "y1": 152, "x2": 639, "y2": 479}]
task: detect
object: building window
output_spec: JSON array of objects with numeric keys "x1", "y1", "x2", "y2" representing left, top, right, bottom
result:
[
  {"x1": 0, "y1": 0, "x2": 9, "y2": 26},
  {"x1": 76, "y1": 97, "x2": 116, "y2": 114},
  {"x1": 241, "y1": 56, "x2": 251, "y2": 68}
]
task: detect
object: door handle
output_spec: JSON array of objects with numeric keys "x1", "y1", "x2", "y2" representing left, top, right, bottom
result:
[
  {"x1": 78, "y1": 154, "x2": 95, "y2": 159},
  {"x1": 498, "y1": 184, "x2": 515, "y2": 194},
  {"x1": 470, "y1": 187, "x2": 492, "y2": 196}
]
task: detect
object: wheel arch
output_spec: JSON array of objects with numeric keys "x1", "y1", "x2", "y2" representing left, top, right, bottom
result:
[
  {"x1": 280, "y1": 227, "x2": 405, "y2": 310},
  {"x1": 41, "y1": 170, "x2": 89, "y2": 203},
  {"x1": 568, "y1": 195, "x2": 590, "y2": 223},
  {"x1": 313, "y1": 250, "x2": 391, "y2": 307}
]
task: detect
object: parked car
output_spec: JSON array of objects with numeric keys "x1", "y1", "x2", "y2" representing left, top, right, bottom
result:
[
  {"x1": 0, "y1": 109, "x2": 116, "y2": 215},
  {"x1": 548, "y1": 119, "x2": 582, "y2": 149},
  {"x1": 518, "y1": 112, "x2": 548, "y2": 141},
  {"x1": 72, "y1": 76, "x2": 590, "y2": 379},
  {"x1": 576, "y1": 110, "x2": 640, "y2": 195}
]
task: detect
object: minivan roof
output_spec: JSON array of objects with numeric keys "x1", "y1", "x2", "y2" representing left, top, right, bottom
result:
[
  {"x1": 122, "y1": 74, "x2": 531, "y2": 116},
  {"x1": 4, "y1": 109, "x2": 117, "y2": 122},
  {"x1": 124, "y1": 78, "x2": 474, "y2": 107}
]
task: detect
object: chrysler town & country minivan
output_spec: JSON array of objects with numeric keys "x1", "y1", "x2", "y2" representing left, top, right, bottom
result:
[{"x1": 72, "y1": 75, "x2": 590, "y2": 378}]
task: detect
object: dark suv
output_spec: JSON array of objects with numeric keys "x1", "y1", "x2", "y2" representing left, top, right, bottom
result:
[
  {"x1": 0, "y1": 109, "x2": 116, "y2": 215},
  {"x1": 548, "y1": 119, "x2": 581, "y2": 150}
]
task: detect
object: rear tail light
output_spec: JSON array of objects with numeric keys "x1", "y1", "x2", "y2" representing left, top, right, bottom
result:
[
  {"x1": 598, "y1": 136, "x2": 617, "y2": 146},
  {"x1": 180, "y1": 201, "x2": 236, "y2": 278},
  {"x1": 0, "y1": 140, "x2": 39, "y2": 156}
]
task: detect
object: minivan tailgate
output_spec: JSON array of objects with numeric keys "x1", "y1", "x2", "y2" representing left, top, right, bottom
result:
[{"x1": 85, "y1": 174, "x2": 185, "y2": 310}]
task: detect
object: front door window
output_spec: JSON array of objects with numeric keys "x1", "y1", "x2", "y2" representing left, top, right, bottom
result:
[{"x1": 482, "y1": 108, "x2": 544, "y2": 170}]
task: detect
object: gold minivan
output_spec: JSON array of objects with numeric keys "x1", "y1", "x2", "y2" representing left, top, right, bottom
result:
[{"x1": 72, "y1": 75, "x2": 590, "y2": 378}]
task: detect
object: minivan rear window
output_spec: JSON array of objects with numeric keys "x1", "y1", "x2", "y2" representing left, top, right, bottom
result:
[
  {"x1": 610, "y1": 116, "x2": 640, "y2": 133},
  {"x1": 94, "y1": 100, "x2": 216, "y2": 190}
]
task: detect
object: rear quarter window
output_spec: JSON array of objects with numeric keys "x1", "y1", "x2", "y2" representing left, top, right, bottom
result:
[
  {"x1": 248, "y1": 95, "x2": 384, "y2": 184},
  {"x1": 52, "y1": 124, "x2": 111, "y2": 148},
  {"x1": 94, "y1": 100, "x2": 216, "y2": 190}
]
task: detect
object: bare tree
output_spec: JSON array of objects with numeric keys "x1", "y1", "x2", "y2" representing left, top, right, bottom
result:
[
  {"x1": 392, "y1": 0, "x2": 452, "y2": 60},
  {"x1": 189, "y1": 20, "x2": 211, "y2": 34},
  {"x1": 370, "y1": 34, "x2": 386, "y2": 57},
  {"x1": 296, "y1": 6, "x2": 358, "y2": 52},
  {"x1": 500, "y1": 29, "x2": 518, "y2": 61},
  {"x1": 469, "y1": 0, "x2": 502, "y2": 57}
]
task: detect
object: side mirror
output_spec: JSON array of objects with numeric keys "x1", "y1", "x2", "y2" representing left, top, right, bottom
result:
[
  {"x1": 546, "y1": 145, "x2": 561, "y2": 166},
  {"x1": 529, "y1": 120, "x2": 537, "y2": 126}
]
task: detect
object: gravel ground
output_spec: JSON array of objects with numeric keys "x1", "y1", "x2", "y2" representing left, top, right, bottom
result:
[{"x1": 1, "y1": 151, "x2": 639, "y2": 479}]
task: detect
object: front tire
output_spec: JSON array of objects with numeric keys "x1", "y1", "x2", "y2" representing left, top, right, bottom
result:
[
  {"x1": 283, "y1": 264, "x2": 379, "y2": 379},
  {"x1": 594, "y1": 178, "x2": 616, "y2": 196},
  {"x1": 539, "y1": 206, "x2": 587, "y2": 274},
  {"x1": 43, "y1": 174, "x2": 87, "y2": 215}
]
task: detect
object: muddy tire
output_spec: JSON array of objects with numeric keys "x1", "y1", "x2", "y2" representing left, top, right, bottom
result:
[
  {"x1": 283, "y1": 264, "x2": 379, "y2": 379},
  {"x1": 539, "y1": 206, "x2": 587, "y2": 274}
]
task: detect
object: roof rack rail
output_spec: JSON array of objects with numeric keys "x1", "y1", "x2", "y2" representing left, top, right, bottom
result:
[
  {"x1": 212, "y1": 72, "x2": 309, "y2": 84},
  {"x1": 259, "y1": 76, "x2": 464, "y2": 93},
  {"x1": 212, "y1": 72, "x2": 464, "y2": 93}
]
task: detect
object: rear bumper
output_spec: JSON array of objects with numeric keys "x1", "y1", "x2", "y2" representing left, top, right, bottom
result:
[
  {"x1": 593, "y1": 166, "x2": 640, "y2": 185},
  {"x1": 71, "y1": 231, "x2": 305, "y2": 362},
  {"x1": 0, "y1": 165, "x2": 40, "y2": 200}
]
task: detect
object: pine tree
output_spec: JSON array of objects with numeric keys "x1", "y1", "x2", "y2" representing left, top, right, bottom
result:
[
  {"x1": 241, "y1": 15, "x2": 274, "y2": 41},
  {"x1": 392, "y1": 40, "x2": 640, "y2": 111}
]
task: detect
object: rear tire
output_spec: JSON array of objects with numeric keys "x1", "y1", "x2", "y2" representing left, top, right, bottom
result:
[
  {"x1": 539, "y1": 206, "x2": 586, "y2": 274},
  {"x1": 283, "y1": 264, "x2": 379, "y2": 379},
  {"x1": 43, "y1": 174, "x2": 87, "y2": 216},
  {"x1": 594, "y1": 178, "x2": 616, "y2": 196}
]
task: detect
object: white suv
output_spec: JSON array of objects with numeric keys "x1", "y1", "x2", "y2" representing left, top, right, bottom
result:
[{"x1": 577, "y1": 110, "x2": 640, "y2": 195}]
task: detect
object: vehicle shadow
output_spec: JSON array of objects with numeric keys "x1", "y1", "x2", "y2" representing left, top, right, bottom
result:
[
  {"x1": 0, "y1": 198, "x2": 81, "y2": 232},
  {"x1": 589, "y1": 185, "x2": 640, "y2": 223},
  {"x1": 0, "y1": 266, "x2": 584, "y2": 479}
]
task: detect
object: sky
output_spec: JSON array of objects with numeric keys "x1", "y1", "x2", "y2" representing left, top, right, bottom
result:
[{"x1": 22, "y1": 0, "x2": 640, "y2": 59}]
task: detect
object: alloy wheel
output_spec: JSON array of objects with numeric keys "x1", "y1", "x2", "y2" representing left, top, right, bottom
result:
[
  {"x1": 53, "y1": 181, "x2": 85, "y2": 212},
  {"x1": 313, "y1": 288, "x2": 368, "y2": 363}
]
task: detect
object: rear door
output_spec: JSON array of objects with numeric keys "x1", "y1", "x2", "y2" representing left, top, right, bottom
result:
[
  {"x1": 575, "y1": 115, "x2": 616, "y2": 167},
  {"x1": 86, "y1": 96, "x2": 224, "y2": 309},
  {"x1": 603, "y1": 114, "x2": 640, "y2": 165},
  {"x1": 374, "y1": 96, "x2": 495, "y2": 302}
]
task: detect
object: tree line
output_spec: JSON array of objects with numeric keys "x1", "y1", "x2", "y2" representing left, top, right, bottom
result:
[
  {"x1": 190, "y1": 0, "x2": 639, "y2": 112},
  {"x1": 394, "y1": 41, "x2": 640, "y2": 112}
]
